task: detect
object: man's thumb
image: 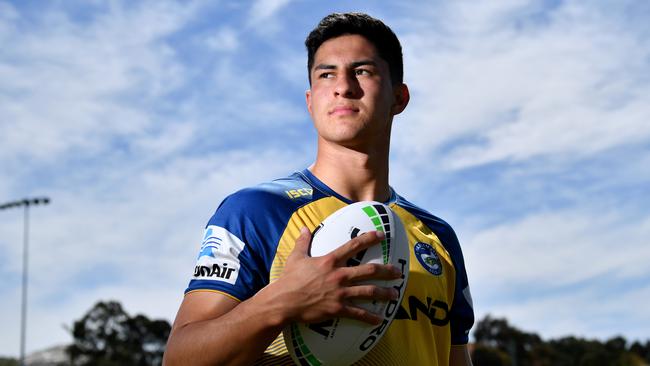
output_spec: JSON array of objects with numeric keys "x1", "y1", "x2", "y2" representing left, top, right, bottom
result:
[{"x1": 291, "y1": 226, "x2": 312, "y2": 258}]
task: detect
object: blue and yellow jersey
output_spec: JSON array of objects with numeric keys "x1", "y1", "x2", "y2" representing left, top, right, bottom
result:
[{"x1": 186, "y1": 169, "x2": 474, "y2": 365}]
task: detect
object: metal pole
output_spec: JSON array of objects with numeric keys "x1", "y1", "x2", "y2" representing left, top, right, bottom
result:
[
  {"x1": 20, "y1": 202, "x2": 29, "y2": 366},
  {"x1": 0, "y1": 197, "x2": 49, "y2": 366}
]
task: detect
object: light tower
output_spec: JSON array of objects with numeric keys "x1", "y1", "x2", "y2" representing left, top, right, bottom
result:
[{"x1": 0, "y1": 197, "x2": 51, "y2": 366}]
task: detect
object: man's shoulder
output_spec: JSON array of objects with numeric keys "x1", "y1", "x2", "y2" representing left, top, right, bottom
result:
[
  {"x1": 395, "y1": 194, "x2": 457, "y2": 239},
  {"x1": 205, "y1": 172, "x2": 316, "y2": 244},
  {"x1": 222, "y1": 172, "x2": 314, "y2": 208},
  {"x1": 212, "y1": 171, "x2": 317, "y2": 223}
]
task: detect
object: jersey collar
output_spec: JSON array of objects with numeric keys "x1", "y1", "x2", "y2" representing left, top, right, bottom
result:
[{"x1": 298, "y1": 168, "x2": 398, "y2": 205}]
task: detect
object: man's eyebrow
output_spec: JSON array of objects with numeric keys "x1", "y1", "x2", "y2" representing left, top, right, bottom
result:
[
  {"x1": 314, "y1": 64, "x2": 336, "y2": 70},
  {"x1": 313, "y1": 60, "x2": 378, "y2": 71},
  {"x1": 350, "y1": 59, "x2": 377, "y2": 68}
]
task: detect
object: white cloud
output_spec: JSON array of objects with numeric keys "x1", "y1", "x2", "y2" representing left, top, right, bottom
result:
[
  {"x1": 198, "y1": 57, "x2": 308, "y2": 129},
  {"x1": 205, "y1": 27, "x2": 240, "y2": 52},
  {"x1": 0, "y1": 1, "x2": 196, "y2": 166},
  {"x1": 466, "y1": 210, "x2": 650, "y2": 289},
  {"x1": 465, "y1": 207, "x2": 650, "y2": 340},
  {"x1": 248, "y1": 0, "x2": 293, "y2": 25},
  {"x1": 0, "y1": 1, "x2": 18, "y2": 25},
  {"x1": 481, "y1": 281, "x2": 650, "y2": 341},
  {"x1": 395, "y1": 0, "x2": 650, "y2": 169}
]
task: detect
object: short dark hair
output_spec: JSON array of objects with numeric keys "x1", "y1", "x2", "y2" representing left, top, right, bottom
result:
[{"x1": 305, "y1": 12, "x2": 403, "y2": 85}]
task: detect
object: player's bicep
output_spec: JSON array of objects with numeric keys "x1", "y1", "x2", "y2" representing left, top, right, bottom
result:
[{"x1": 171, "y1": 291, "x2": 240, "y2": 331}]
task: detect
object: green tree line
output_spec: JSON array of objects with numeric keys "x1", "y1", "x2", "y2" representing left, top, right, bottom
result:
[
  {"x1": 2, "y1": 301, "x2": 648, "y2": 365},
  {"x1": 473, "y1": 315, "x2": 650, "y2": 366}
]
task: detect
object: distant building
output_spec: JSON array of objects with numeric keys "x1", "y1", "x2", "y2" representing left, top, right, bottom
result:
[{"x1": 25, "y1": 345, "x2": 68, "y2": 366}]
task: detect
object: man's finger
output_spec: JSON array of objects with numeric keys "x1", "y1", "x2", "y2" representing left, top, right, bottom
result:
[
  {"x1": 339, "y1": 305, "x2": 383, "y2": 325},
  {"x1": 330, "y1": 230, "x2": 385, "y2": 263},
  {"x1": 289, "y1": 226, "x2": 312, "y2": 259},
  {"x1": 340, "y1": 263, "x2": 403, "y2": 283},
  {"x1": 341, "y1": 285, "x2": 399, "y2": 301}
]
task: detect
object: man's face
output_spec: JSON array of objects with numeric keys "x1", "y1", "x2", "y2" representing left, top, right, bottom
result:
[{"x1": 306, "y1": 34, "x2": 405, "y2": 149}]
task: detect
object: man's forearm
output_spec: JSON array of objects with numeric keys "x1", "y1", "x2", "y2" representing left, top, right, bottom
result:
[{"x1": 163, "y1": 288, "x2": 286, "y2": 366}]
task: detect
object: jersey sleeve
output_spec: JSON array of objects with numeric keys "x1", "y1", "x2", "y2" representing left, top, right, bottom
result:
[
  {"x1": 438, "y1": 223, "x2": 475, "y2": 345},
  {"x1": 185, "y1": 190, "x2": 276, "y2": 301},
  {"x1": 184, "y1": 180, "x2": 307, "y2": 301}
]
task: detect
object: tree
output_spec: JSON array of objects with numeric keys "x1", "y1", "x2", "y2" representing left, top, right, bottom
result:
[
  {"x1": 67, "y1": 300, "x2": 171, "y2": 366},
  {"x1": 473, "y1": 315, "x2": 545, "y2": 366},
  {"x1": 472, "y1": 344, "x2": 512, "y2": 366},
  {"x1": 630, "y1": 340, "x2": 650, "y2": 363},
  {"x1": 0, "y1": 358, "x2": 18, "y2": 366},
  {"x1": 472, "y1": 315, "x2": 650, "y2": 366}
]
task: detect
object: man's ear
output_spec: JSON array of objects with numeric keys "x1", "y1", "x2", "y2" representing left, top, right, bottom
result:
[
  {"x1": 306, "y1": 89, "x2": 313, "y2": 115},
  {"x1": 391, "y1": 83, "x2": 410, "y2": 115}
]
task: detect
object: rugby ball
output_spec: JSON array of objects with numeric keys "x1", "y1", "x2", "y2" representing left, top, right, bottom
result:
[{"x1": 283, "y1": 201, "x2": 410, "y2": 366}]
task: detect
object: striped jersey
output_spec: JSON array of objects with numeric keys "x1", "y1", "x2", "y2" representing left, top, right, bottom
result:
[{"x1": 186, "y1": 169, "x2": 474, "y2": 365}]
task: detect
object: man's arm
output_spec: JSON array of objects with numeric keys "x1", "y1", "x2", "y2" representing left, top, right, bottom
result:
[
  {"x1": 163, "y1": 291, "x2": 281, "y2": 366},
  {"x1": 163, "y1": 228, "x2": 401, "y2": 366},
  {"x1": 449, "y1": 344, "x2": 474, "y2": 366}
]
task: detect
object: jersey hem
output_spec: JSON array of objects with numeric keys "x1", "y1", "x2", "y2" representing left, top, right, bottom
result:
[{"x1": 184, "y1": 289, "x2": 243, "y2": 303}]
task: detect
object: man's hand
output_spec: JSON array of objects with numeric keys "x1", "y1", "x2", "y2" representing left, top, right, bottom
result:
[
  {"x1": 164, "y1": 227, "x2": 402, "y2": 366},
  {"x1": 260, "y1": 227, "x2": 403, "y2": 326}
]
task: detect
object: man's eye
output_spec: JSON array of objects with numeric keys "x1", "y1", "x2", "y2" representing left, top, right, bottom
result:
[
  {"x1": 355, "y1": 69, "x2": 370, "y2": 76},
  {"x1": 319, "y1": 72, "x2": 333, "y2": 79}
]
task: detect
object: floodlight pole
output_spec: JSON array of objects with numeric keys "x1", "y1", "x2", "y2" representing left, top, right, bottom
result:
[{"x1": 0, "y1": 197, "x2": 50, "y2": 366}]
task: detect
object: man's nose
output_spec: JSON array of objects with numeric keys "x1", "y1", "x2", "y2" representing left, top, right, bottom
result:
[{"x1": 334, "y1": 72, "x2": 361, "y2": 97}]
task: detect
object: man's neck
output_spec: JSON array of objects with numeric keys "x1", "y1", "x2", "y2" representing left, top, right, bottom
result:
[{"x1": 310, "y1": 138, "x2": 391, "y2": 202}]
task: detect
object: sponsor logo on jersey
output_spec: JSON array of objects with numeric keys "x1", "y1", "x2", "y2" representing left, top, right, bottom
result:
[
  {"x1": 197, "y1": 227, "x2": 222, "y2": 259},
  {"x1": 394, "y1": 295, "x2": 450, "y2": 326},
  {"x1": 193, "y1": 262, "x2": 236, "y2": 280},
  {"x1": 414, "y1": 242, "x2": 443, "y2": 276},
  {"x1": 285, "y1": 188, "x2": 313, "y2": 199},
  {"x1": 193, "y1": 225, "x2": 244, "y2": 285}
]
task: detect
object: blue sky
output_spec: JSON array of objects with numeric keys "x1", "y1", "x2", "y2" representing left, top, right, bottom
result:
[{"x1": 1, "y1": 0, "x2": 649, "y2": 356}]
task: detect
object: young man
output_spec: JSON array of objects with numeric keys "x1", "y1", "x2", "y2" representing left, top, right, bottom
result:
[{"x1": 164, "y1": 13, "x2": 474, "y2": 366}]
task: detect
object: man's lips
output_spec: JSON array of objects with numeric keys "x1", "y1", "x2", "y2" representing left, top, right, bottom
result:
[{"x1": 329, "y1": 105, "x2": 359, "y2": 115}]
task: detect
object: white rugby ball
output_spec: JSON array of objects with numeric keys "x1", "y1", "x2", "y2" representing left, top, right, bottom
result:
[{"x1": 283, "y1": 201, "x2": 410, "y2": 366}]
